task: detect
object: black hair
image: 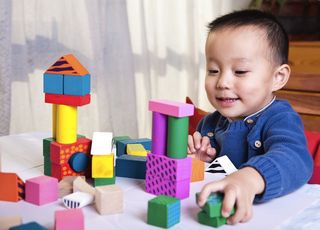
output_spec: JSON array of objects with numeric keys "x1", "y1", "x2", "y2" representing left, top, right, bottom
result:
[{"x1": 207, "y1": 9, "x2": 288, "y2": 65}]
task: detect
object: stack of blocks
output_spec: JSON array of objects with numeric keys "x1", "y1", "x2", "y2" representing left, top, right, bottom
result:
[
  {"x1": 196, "y1": 192, "x2": 235, "y2": 228},
  {"x1": 147, "y1": 195, "x2": 180, "y2": 228},
  {"x1": 42, "y1": 54, "x2": 92, "y2": 181},
  {"x1": 115, "y1": 137, "x2": 151, "y2": 179},
  {"x1": 90, "y1": 132, "x2": 115, "y2": 186},
  {"x1": 146, "y1": 99, "x2": 194, "y2": 199}
]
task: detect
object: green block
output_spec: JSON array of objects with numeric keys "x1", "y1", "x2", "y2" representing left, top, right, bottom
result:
[
  {"x1": 77, "y1": 134, "x2": 86, "y2": 138},
  {"x1": 167, "y1": 116, "x2": 189, "y2": 159},
  {"x1": 94, "y1": 169, "x2": 116, "y2": 186},
  {"x1": 147, "y1": 195, "x2": 180, "y2": 228},
  {"x1": 112, "y1": 136, "x2": 131, "y2": 148},
  {"x1": 198, "y1": 210, "x2": 226, "y2": 228},
  {"x1": 44, "y1": 156, "x2": 52, "y2": 176},
  {"x1": 43, "y1": 137, "x2": 55, "y2": 157}
]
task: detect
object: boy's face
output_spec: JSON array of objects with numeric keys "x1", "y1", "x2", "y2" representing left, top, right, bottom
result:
[{"x1": 205, "y1": 26, "x2": 278, "y2": 120}]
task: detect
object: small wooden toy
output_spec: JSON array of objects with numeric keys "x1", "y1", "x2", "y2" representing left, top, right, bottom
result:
[
  {"x1": 0, "y1": 172, "x2": 24, "y2": 202},
  {"x1": 63, "y1": 191, "x2": 94, "y2": 209},
  {"x1": 95, "y1": 184, "x2": 123, "y2": 215},
  {"x1": 0, "y1": 216, "x2": 22, "y2": 230},
  {"x1": 115, "y1": 155, "x2": 146, "y2": 179},
  {"x1": 58, "y1": 176, "x2": 85, "y2": 198},
  {"x1": 54, "y1": 208, "x2": 84, "y2": 230},
  {"x1": 126, "y1": 144, "x2": 148, "y2": 156},
  {"x1": 190, "y1": 156, "x2": 205, "y2": 182},
  {"x1": 90, "y1": 132, "x2": 113, "y2": 155},
  {"x1": 73, "y1": 176, "x2": 95, "y2": 196},
  {"x1": 91, "y1": 154, "x2": 114, "y2": 178}
]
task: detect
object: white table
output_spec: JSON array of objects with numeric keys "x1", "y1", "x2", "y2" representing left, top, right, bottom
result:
[{"x1": 1, "y1": 132, "x2": 320, "y2": 230}]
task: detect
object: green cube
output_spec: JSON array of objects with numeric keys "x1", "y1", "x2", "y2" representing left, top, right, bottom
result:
[
  {"x1": 198, "y1": 210, "x2": 227, "y2": 228},
  {"x1": 94, "y1": 168, "x2": 116, "y2": 186}
]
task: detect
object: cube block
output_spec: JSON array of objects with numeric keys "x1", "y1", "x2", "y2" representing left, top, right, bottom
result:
[
  {"x1": 90, "y1": 132, "x2": 113, "y2": 155},
  {"x1": 92, "y1": 154, "x2": 114, "y2": 178},
  {"x1": 0, "y1": 173, "x2": 24, "y2": 202},
  {"x1": 190, "y1": 157, "x2": 205, "y2": 182},
  {"x1": 115, "y1": 155, "x2": 146, "y2": 179},
  {"x1": 43, "y1": 73, "x2": 63, "y2": 94},
  {"x1": 45, "y1": 93, "x2": 90, "y2": 106},
  {"x1": 95, "y1": 185, "x2": 123, "y2": 215},
  {"x1": 94, "y1": 176, "x2": 116, "y2": 187},
  {"x1": 126, "y1": 144, "x2": 148, "y2": 156},
  {"x1": 197, "y1": 211, "x2": 226, "y2": 228},
  {"x1": 149, "y1": 99, "x2": 194, "y2": 117},
  {"x1": 147, "y1": 195, "x2": 180, "y2": 228},
  {"x1": 0, "y1": 216, "x2": 22, "y2": 230},
  {"x1": 25, "y1": 175, "x2": 58, "y2": 205},
  {"x1": 63, "y1": 74, "x2": 90, "y2": 96},
  {"x1": 54, "y1": 209, "x2": 84, "y2": 230}
]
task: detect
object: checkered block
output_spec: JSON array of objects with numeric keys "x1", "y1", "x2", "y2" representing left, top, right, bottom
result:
[
  {"x1": 145, "y1": 174, "x2": 190, "y2": 199},
  {"x1": 146, "y1": 153, "x2": 191, "y2": 181}
]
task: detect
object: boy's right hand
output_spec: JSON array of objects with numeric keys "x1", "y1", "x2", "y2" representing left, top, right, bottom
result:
[{"x1": 188, "y1": 131, "x2": 216, "y2": 162}]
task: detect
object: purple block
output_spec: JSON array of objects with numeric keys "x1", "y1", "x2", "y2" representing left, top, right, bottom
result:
[
  {"x1": 25, "y1": 175, "x2": 58, "y2": 205},
  {"x1": 146, "y1": 153, "x2": 191, "y2": 181},
  {"x1": 151, "y1": 112, "x2": 167, "y2": 155},
  {"x1": 149, "y1": 99, "x2": 194, "y2": 117},
  {"x1": 145, "y1": 174, "x2": 190, "y2": 199}
]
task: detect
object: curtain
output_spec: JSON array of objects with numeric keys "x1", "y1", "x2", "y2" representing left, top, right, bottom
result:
[{"x1": 0, "y1": 0, "x2": 250, "y2": 139}]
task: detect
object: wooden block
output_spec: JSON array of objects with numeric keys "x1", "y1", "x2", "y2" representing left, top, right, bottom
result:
[
  {"x1": 95, "y1": 185, "x2": 123, "y2": 215},
  {"x1": 58, "y1": 176, "x2": 85, "y2": 198},
  {"x1": 126, "y1": 144, "x2": 148, "y2": 156},
  {"x1": 147, "y1": 195, "x2": 180, "y2": 228},
  {"x1": 190, "y1": 157, "x2": 204, "y2": 182},
  {"x1": 149, "y1": 99, "x2": 194, "y2": 117},
  {"x1": 25, "y1": 175, "x2": 58, "y2": 206},
  {"x1": 54, "y1": 209, "x2": 84, "y2": 230},
  {"x1": 167, "y1": 116, "x2": 189, "y2": 158},
  {"x1": 56, "y1": 105, "x2": 77, "y2": 144},
  {"x1": 45, "y1": 93, "x2": 91, "y2": 106},
  {"x1": 115, "y1": 155, "x2": 146, "y2": 179},
  {"x1": 90, "y1": 132, "x2": 113, "y2": 155},
  {"x1": 116, "y1": 138, "x2": 151, "y2": 157},
  {"x1": 0, "y1": 172, "x2": 24, "y2": 202},
  {"x1": 45, "y1": 54, "x2": 89, "y2": 76},
  {"x1": 9, "y1": 221, "x2": 47, "y2": 230},
  {"x1": 0, "y1": 216, "x2": 22, "y2": 230},
  {"x1": 151, "y1": 112, "x2": 167, "y2": 155},
  {"x1": 62, "y1": 191, "x2": 94, "y2": 209},
  {"x1": 94, "y1": 175, "x2": 116, "y2": 187},
  {"x1": 73, "y1": 176, "x2": 95, "y2": 196},
  {"x1": 43, "y1": 73, "x2": 63, "y2": 94},
  {"x1": 43, "y1": 156, "x2": 52, "y2": 176},
  {"x1": 112, "y1": 136, "x2": 130, "y2": 149},
  {"x1": 197, "y1": 210, "x2": 226, "y2": 228},
  {"x1": 92, "y1": 155, "x2": 114, "y2": 178},
  {"x1": 64, "y1": 74, "x2": 90, "y2": 96}
]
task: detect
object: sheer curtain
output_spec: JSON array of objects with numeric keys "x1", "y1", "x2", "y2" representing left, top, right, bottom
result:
[{"x1": 0, "y1": 0, "x2": 250, "y2": 139}]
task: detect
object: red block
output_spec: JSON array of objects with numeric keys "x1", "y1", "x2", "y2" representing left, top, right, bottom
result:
[
  {"x1": 0, "y1": 172, "x2": 24, "y2": 202},
  {"x1": 309, "y1": 145, "x2": 320, "y2": 184},
  {"x1": 45, "y1": 93, "x2": 90, "y2": 106}
]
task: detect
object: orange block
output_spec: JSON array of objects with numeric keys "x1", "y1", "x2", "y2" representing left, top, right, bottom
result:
[
  {"x1": 190, "y1": 157, "x2": 205, "y2": 182},
  {"x1": 0, "y1": 172, "x2": 25, "y2": 202},
  {"x1": 45, "y1": 54, "x2": 89, "y2": 76}
]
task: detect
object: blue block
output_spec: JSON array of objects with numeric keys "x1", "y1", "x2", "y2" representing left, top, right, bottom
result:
[
  {"x1": 115, "y1": 155, "x2": 146, "y2": 179},
  {"x1": 9, "y1": 221, "x2": 48, "y2": 230},
  {"x1": 68, "y1": 152, "x2": 90, "y2": 173},
  {"x1": 116, "y1": 138, "x2": 152, "y2": 157},
  {"x1": 63, "y1": 74, "x2": 90, "y2": 96},
  {"x1": 43, "y1": 73, "x2": 63, "y2": 94}
]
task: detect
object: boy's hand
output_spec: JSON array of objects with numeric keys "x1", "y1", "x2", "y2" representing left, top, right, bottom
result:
[
  {"x1": 197, "y1": 167, "x2": 265, "y2": 224},
  {"x1": 188, "y1": 131, "x2": 216, "y2": 162}
]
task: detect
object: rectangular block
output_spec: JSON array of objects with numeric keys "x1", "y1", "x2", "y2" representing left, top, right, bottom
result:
[
  {"x1": 197, "y1": 210, "x2": 226, "y2": 228},
  {"x1": 94, "y1": 176, "x2": 116, "y2": 187},
  {"x1": 45, "y1": 93, "x2": 90, "y2": 106},
  {"x1": 91, "y1": 132, "x2": 113, "y2": 155},
  {"x1": 0, "y1": 173, "x2": 24, "y2": 202},
  {"x1": 191, "y1": 157, "x2": 205, "y2": 182},
  {"x1": 64, "y1": 74, "x2": 90, "y2": 96},
  {"x1": 55, "y1": 209, "x2": 84, "y2": 230},
  {"x1": 115, "y1": 155, "x2": 146, "y2": 179},
  {"x1": 51, "y1": 162, "x2": 87, "y2": 181},
  {"x1": 9, "y1": 221, "x2": 48, "y2": 230},
  {"x1": 112, "y1": 136, "x2": 130, "y2": 149},
  {"x1": 116, "y1": 138, "x2": 151, "y2": 157},
  {"x1": 43, "y1": 73, "x2": 63, "y2": 94},
  {"x1": 43, "y1": 156, "x2": 52, "y2": 176},
  {"x1": 25, "y1": 175, "x2": 58, "y2": 205},
  {"x1": 145, "y1": 174, "x2": 190, "y2": 199},
  {"x1": 126, "y1": 144, "x2": 148, "y2": 156},
  {"x1": 95, "y1": 185, "x2": 123, "y2": 215},
  {"x1": 149, "y1": 99, "x2": 194, "y2": 117},
  {"x1": 43, "y1": 137, "x2": 55, "y2": 157},
  {"x1": 92, "y1": 155, "x2": 114, "y2": 178},
  {"x1": 0, "y1": 216, "x2": 22, "y2": 230},
  {"x1": 146, "y1": 153, "x2": 191, "y2": 181}
]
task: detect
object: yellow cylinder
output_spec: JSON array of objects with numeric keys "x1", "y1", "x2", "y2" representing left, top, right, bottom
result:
[
  {"x1": 52, "y1": 104, "x2": 57, "y2": 139},
  {"x1": 56, "y1": 104, "x2": 77, "y2": 144}
]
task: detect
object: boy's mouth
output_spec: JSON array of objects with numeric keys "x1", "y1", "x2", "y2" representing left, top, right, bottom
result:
[{"x1": 216, "y1": 97, "x2": 240, "y2": 102}]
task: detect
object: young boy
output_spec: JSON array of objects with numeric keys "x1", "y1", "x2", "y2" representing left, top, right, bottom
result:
[{"x1": 188, "y1": 10, "x2": 313, "y2": 225}]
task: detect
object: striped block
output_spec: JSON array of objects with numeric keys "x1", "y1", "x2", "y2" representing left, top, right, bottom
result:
[
  {"x1": 147, "y1": 195, "x2": 180, "y2": 228},
  {"x1": 115, "y1": 155, "x2": 146, "y2": 179},
  {"x1": 149, "y1": 99, "x2": 194, "y2": 117},
  {"x1": 0, "y1": 173, "x2": 25, "y2": 202},
  {"x1": 54, "y1": 209, "x2": 84, "y2": 230}
]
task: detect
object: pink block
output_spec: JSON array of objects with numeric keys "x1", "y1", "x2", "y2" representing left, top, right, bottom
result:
[
  {"x1": 149, "y1": 99, "x2": 194, "y2": 117},
  {"x1": 55, "y1": 209, "x2": 84, "y2": 230},
  {"x1": 145, "y1": 174, "x2": 190, "y2": 199},
  {"x1": 146, "y1": 153, "x2": 191, "y2": 181},
  {"x1": 25, "y1": 175, "x2": 58, "y2": 205}
]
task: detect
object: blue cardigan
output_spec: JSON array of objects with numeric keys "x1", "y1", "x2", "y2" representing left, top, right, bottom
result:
[{"x1": 197, "y1": 99, "x2": 313, "y2": 203}]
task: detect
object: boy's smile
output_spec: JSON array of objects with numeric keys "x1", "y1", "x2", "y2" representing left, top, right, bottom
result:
[{"x1": 205, "y1": 25, "x2": 280, "y2": 120}]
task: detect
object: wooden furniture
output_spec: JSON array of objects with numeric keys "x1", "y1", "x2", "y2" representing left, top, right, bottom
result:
[{"x1": 275, "y1": 41, "x2": 320, "y2": 131}]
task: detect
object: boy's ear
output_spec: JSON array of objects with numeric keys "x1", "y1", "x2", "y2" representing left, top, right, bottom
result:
[{"x1": 272, "y1": 64, "x2": 291, "y2": 91}]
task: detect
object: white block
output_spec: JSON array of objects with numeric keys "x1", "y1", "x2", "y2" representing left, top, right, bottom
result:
[
  {"x1": 91, "y1": 132, "x2": 113, "y2": 155},
  {"x1": 63, "y1": 191, "x2": 94, "y2": 209}
]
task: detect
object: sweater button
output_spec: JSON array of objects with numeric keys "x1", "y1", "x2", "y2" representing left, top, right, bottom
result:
[
  {"x1": 254, "y1": 140, "x2": 262, "y2": 148},
  {"x1": 246, "y1": 119, "x2": 254, "y2": 124},
  {"x1": 207, "y1": 132, "x2": 214, "y2": 137}
]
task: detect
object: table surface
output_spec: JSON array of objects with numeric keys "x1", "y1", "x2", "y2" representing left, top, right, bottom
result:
[{"x1": 0, "y1": 132, "x2": 320, "y2": 230}]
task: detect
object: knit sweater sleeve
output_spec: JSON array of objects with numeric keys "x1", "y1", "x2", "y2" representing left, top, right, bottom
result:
[{"x1": 241, "y1": 111, "x2": 313, "y2": 203}]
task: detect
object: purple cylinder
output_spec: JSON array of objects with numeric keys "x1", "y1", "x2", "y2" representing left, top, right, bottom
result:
[{"x1": 151, "y1": 112, "x2": 167, "y2": 155}]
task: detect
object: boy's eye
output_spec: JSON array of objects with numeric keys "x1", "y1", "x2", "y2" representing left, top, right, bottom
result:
[
  {"x1": 235, "y1": 70, "x2": 248, "y2": 75},
  {"x1": 207, "y1": 69, "x2": 219, "y2": 75}
]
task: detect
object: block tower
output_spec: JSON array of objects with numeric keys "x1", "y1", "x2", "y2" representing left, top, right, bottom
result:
[
  {"x1": 43, "y1": 54, "x2": 92, "y2": 181},
  {"x1": 146, "y1": 99, "x2": 194, "y2": 199}
]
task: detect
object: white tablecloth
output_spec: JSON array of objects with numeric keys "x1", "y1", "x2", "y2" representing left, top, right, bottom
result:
[{"x1": 0, "y1": 132, "x2": 320, "y2": 230}]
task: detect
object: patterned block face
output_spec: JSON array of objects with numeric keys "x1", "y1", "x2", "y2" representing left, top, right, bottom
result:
[
  {"x1": 145, "y1": 174, "x2": 190, "y2": 199},
  {"x1": 146, "y1": 153, "x2": 191, "y2": 181},
  {"x1": 0, "y1": 173, "x2": 25, "y2": 202}
]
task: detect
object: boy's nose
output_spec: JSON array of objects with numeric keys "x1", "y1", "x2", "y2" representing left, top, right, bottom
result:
[{"x1": 216, "y1": 74, "x2": 231, "y2": 89}]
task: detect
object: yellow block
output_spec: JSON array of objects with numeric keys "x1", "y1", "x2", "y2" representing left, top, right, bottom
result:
[
  {"x1": 52, "y1": 104, "x2": 57, "y2": 138},
  {"x1": 126, "y1": 144, "x2": 148, "y2": 157},
  {"x1": 92, "y1": 154, "x2": 114, "y2": 178},
  {"x1": 56, "y1": 104, "x2": 77, "y2": 144}
]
